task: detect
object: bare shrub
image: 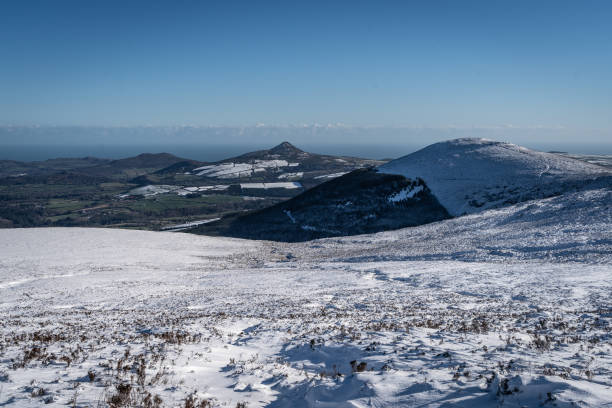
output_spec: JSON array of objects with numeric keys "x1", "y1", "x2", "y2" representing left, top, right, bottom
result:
[{"x1": 350, "y1": 360, "x2": 367, "y2": 373}]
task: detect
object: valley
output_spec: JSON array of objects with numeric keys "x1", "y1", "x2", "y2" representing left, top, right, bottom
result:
[{"x1": 0, "y1": 143, "x2": 382, "y2": 230}]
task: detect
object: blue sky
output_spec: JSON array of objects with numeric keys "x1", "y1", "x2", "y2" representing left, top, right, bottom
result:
[{"x1": 1, "y1": 0, "x2": 611, "y2": 144}]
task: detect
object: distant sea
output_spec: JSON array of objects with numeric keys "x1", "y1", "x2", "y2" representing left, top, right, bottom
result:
[
  {"x1": 1, "y1": 143, "x2": 611, "y2": 162},
  {"x1": 0, "y1": 144, "x2": 418, "y2": 162}
]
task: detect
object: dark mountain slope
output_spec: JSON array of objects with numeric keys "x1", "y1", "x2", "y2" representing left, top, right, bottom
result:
[{"x1": 192, "y1": 168, "x2": 450, "y2": 241}]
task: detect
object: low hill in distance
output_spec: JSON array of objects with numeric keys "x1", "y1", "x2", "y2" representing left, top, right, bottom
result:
[
  {"x1": 151, "y1": 141, "x2": 383, "y2": 187},
  {"x1": 0, "y1": 142, "x2": 384, "y2": 230},
  {"x1": 118, "y1": 141, "x2": 384, "y2": 200},
  {"x1": 77, "y1": 153, "x2": 194, "y2": 180},
  {"x1": 0, "y1": 153, "x2": 188, "y2": 180},
  {"x1": 0, "y1": 157, "x2": 111, "y2": 178}
]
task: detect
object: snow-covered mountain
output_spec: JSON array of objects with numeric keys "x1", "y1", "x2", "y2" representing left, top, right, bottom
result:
[
  {"x1": 378, "y1": 138, "x2": 610, "y2": 216},
  {"x1": 194, "y1": 138, "x2": 611, "y2": 241}
]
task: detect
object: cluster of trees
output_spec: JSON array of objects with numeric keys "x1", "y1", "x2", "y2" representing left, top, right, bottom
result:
[{"x1": 0, "y1": 204, "x2": 46, "y2": 227}]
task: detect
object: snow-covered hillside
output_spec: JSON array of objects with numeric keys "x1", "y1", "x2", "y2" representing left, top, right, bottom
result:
[
  {"x1": 191, "y1": 139, "x2": 611, "y2": 241},
  {"x1": 294, "y1": 187, "x2": 612, "y2": 264},
  {"x1": 378, "y1": 138, "x2": 610, "y2": 216},
  {"x1": 1, "y1": 187, "x2": 610, "y2": 407},
  {"x1": 193, "y1": 160, "x2": 300, "y2": 179}
]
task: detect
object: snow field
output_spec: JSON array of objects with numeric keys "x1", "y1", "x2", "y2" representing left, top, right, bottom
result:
[
  {"x1": 0, "y1": 188, "x2": 610, "y2": 407},
  {"x1": 194, "y1": 161, "x2": 300, "y2": 179},
  {"x1": 240, "y1": 182, "x2": 302, "y2": 190}
]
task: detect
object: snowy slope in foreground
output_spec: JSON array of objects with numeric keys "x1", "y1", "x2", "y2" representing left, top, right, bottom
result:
[
  {"x1": 0, "y1": 191, "x2": 611, "y2": 407},
  {"x1": 378, "y1": 138, "x2": 610, "y2": 216}
]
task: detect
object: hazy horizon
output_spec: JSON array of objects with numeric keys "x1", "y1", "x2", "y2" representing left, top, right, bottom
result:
[
  {"x1": 2, "y1": 1, "x2": 612, "y2": 149},
  {"x1": 3, "y1": 138, "x2": 612, "y2": 162}
]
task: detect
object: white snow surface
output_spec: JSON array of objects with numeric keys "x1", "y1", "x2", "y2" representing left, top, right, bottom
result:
[
  {"x1": 180, "y1": 185, "x2": 230, "y2": 193},
  {"x1": 123, "y1": 184, "x2": 230, "y2": 198},
  {"x1": 378, "y1": 138, "x2": 610, "y2": 216},
  {"x1": 314, "y1": 172, "x2": 348, "y2": 179},
  {"x1": 127, "y1": 184, "x2": 184, "y2": 197},
  {"x1": 277, "y1": 172, "x2": 304, "y2": 180},
  {"x1": 162, "y1": 218, "x2": 222, "y2": 232},
  {"x1": 0, "y1": 188, "x2": 611, "y2": 407},
  {"x1": 240, "y1": 182, "x2": 302, "y2": 190},
  {"x1": 388, "y1": 185, "x2": 424, "y2": 203},
  {"x1": 194, "y1": 160, "x2": 299, "y2": 179}
]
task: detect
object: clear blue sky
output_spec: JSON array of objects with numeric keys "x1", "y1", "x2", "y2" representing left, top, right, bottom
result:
[{"x1": 1, "y1": 1, "x2": 611, "y2": 137}]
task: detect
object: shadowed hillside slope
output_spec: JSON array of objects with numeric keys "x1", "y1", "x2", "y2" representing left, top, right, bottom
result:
[{"x1": 192, "y1": 168, "x2": 450, "y2": 241}]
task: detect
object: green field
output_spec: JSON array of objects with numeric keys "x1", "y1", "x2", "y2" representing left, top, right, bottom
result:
[{"x1": 0, "y1": 180, "x2": 280, "y2": 230}]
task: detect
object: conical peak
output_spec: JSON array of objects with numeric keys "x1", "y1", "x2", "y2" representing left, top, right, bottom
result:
[{"x1": 269, "y1": 141, "x2": 303, "y2": 154}]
